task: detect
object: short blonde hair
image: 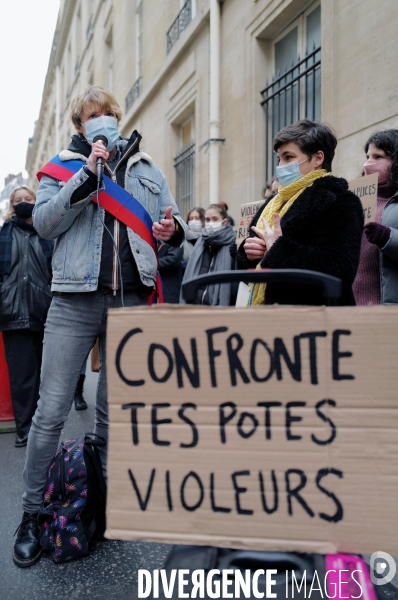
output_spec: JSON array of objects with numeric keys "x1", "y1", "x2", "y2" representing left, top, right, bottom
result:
[
  {"x1": 70, "y1": 86, "x2": 122, "y2": 127},
  {"x1": 4, "y1": 185, "x2": 36, "y2": 222}
]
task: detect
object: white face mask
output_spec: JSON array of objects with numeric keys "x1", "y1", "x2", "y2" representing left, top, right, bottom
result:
[
  {"x1": 188, "y1": 219, "x2": 202, "y2": 232},
  {"x1": 205, "y1": 221, "x2": 223, "y2": 234}
]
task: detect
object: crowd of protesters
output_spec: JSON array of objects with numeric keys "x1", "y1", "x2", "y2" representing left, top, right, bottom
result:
[{"x1": 2, "y1": 84, "x2": 398, "y2": 568}]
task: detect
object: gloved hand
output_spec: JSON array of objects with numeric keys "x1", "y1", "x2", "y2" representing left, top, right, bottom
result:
[{"x1": 364, "y1": 222, "x2": 391, "y2": 248}]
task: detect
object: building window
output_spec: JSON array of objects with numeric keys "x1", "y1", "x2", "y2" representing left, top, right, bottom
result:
[
  {"x1": 167, "y1": 0, "x2": 193, "y2": 54},
  {"x1": 106, "y1": 30, "x2": 113, "y2": 92},
  {"x1": 136, "y1": 0, "x2": 143, "y2": 80},
  {"x1": 261, "y1": 4, "x2": 321, "y2": 181},
  {"x1": 74, "y1": 7, "x2": 81, "y2": 77},
  {"x1": 125, "y1": 76, "x2": 142, "y2": 112},
  {"x1": 109, "y1": 44, "x2": 114, "y2": 91},
  {"x1": 181, "y1": 0, "x2": 196, "y2": 18},
  {"x1": 174, "y1": 118, "x2": 195, "y2": 218},
  {"x1": 67, "y1": 43, "x2": 73, "y2": 90}
]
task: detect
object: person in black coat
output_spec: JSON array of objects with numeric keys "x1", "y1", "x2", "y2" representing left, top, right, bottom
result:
[
  {"x1": 0, "y1": 186, "x2": 53, "y2": 447},
  {"x1": 237, "y1": 119, "x2": 364, "y2": 306},
  {"x1": 158, "y1": 242, "x2": 184, "y2": 303}
]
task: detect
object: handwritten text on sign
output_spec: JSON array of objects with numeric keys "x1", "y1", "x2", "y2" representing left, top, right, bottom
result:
[
  {"x1": 106, "y1": 306, "x2": 398, "y2": 555},
  {"x1": 348, "y1": 172, "x2": 378, "y2": 223},
  {"x1": 236, "y1": 200, "x2": 264, "y2": 244}
]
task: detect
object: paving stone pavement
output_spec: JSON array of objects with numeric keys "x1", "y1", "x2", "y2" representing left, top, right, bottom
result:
[{"x1": 0, "y1": 365, "x2": 171, "y2": 600}]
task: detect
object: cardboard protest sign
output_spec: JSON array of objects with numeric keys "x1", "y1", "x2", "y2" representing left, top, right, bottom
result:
[
  {"x1": 106, "y1": 305, "x2": 398, "y2": 555},
  {"x1": 348, "y1": 173, "x2": 378, "y2": 223},
  {"x1": 236, "y1": 200, "x2": 264, "y2": 245}
]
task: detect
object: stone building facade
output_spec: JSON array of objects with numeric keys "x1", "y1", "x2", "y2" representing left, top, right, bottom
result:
[{"x1": 25, "y1": 0, "x2": 398, "y2": 222}]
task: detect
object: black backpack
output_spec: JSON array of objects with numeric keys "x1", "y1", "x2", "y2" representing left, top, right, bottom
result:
[{"x1": 38, "y1": 433, "x2": 107, "y2": 563}]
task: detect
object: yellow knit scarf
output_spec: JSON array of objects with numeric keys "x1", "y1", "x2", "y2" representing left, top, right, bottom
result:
[{"x1": 248, "y1": 168, "x2": 331, "y2": 305}]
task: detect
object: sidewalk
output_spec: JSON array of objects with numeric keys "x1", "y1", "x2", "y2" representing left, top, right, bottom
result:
[{"x1": 0, "y1": 366, "x2": 171, "y2": 600}]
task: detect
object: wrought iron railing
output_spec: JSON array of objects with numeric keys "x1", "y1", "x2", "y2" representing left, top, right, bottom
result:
[
  {"x1": 260, "y1": 45, "x2": 321, "y2": 182},
  {"x1": 166, "y1": 0, "x2": 192, "y2": 54},
  {"x1": 174, "y1": 143, "x2": 195, "y2": 218},
  {"x1": 86, "y1": 13, "x2": 94, "y2": 40},
  {"x1": 125, "y1": 77, "x2": 142, "y2": 113}
]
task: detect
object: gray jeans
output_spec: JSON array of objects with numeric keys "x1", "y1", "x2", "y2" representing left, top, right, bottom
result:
[{"x1": 22, "y1": 289, "x2": 148, "y2": 513}]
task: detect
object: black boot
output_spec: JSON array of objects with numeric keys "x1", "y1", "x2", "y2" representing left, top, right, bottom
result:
[
  {"x1": 15, "y1": 432, "x2": 29, "y2": 448},
  {"x1": 74, "y1": 374, "x2": 88, "y2": 410},
  {"x1": 13, "y1": 512, "x2": 42, "y2": 567}
]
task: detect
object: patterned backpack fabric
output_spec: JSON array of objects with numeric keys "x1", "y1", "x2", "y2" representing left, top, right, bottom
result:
[{"x1": 38, "y1": 433, "x2": 107, "y2": 564}]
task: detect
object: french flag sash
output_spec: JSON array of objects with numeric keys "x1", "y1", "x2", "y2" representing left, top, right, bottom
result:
[{"x1": 37, "y1": 155, "x2": 163, "y2": 303}]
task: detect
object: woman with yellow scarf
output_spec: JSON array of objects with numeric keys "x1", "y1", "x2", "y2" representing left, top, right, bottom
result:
[{"x1": 237, "y1": 120, "x2": 364, "y2": 306}]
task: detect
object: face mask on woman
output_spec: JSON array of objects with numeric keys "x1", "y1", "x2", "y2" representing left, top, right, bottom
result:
[
  {"x1": 84, "y1": 115, "x2": 120, "y2": 152},
  {"x1": 363, "y1": 159, "x2": 391, "y2": 184},
  {"x1": 205, "y1": 221, "x2": 224, "y2": 234},
  {"x1": 14, "y1": 202, "x2": 34, "y2": 219},
  {"x1": 275, "y1": 157, "x2": 310, "y2": 187},
  {"x1": 188, "y1": 219, "x2": 202, "y2": 232}
]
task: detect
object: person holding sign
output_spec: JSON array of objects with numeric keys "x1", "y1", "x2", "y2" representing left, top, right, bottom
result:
[
  {"x1": 353, "y1": 129, "x2": 398, "y2": 305},
  {"x1": 237, "y1": 119, "x2": 364, "y2": 305},
  {"x1": 12, "y1": 86, "x2": 186, "y2": 568}
]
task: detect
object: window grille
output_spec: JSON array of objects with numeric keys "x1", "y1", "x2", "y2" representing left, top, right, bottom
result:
[
  {"x1": 174, "y1": 143, "x2": 195, "y2": 218},
  {"x1": 125, "y1": 77, "x2": 142, "y2": 113},
  {"x1": 261, "y1": 45, "x2": 321, "y2": 182},
  {"x1": 166, "y1": 0, "x2": 192, "y2": 54}
]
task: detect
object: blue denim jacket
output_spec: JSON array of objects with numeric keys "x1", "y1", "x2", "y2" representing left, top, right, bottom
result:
[{"x1": 33, "y1": 150, "x2": 186, "y2": 292}]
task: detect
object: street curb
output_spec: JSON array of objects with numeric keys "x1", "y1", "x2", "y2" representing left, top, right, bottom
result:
[{"x1": 0, "y1": 420, "x2": 16, "y2": 433}]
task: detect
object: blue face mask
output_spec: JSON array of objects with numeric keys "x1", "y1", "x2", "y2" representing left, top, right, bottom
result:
[
  {"x1": 84, "y1": 115, "x2": 120, "y2": 152},
  {"x1": 275, "y1": 157, "x2": 310, "y2": 188}
]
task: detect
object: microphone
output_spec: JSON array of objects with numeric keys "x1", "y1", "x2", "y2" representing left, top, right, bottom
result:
[{"x1": 93, "y1": 134, "x2": 108, "y2": 183}]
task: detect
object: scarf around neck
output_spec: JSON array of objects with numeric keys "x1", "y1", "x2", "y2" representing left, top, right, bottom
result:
[
  {"x1": 181, "y1": 223, "x2": 236, "y2": 305},
  {"x1": 248, "y1": 168, "x2": 331, "y2": 305},
  {"x1": 186, "y1": 228, "x2": 202, "y2": 243}
]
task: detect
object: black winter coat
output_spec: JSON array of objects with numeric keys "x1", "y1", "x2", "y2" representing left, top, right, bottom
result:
[
  {"x1": 0, "y1": 220, "x2": 53, "y2": 331},
  {"x1": 158, "y1": 243, "x2": 183, "y2": 303},
  {"x1": 237, "y1": 176, "x2": 364, "y2": 305}
]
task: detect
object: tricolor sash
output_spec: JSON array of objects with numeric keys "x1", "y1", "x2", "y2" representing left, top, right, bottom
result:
[{"x1": 37, "y1": 155, "x2": 163, "y2": 303}]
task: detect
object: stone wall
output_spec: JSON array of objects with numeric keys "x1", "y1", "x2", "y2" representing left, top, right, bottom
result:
[{"x1": 26, "y1": 0, "x2": 398, "y2": 221}]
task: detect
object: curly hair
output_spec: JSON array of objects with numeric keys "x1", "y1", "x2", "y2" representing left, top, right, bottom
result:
[{"x1": 365, "y1": 129, "x2": 398, "y2": 190}]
